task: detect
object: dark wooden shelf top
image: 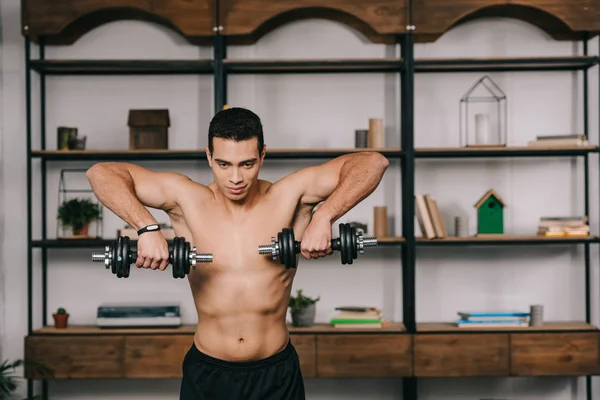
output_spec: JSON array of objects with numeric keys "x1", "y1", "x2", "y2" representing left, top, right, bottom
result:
[
  {"x1": 415, "y1": 56, "x2": 599, "y2": 72},
  {"x1": 31, "y1": 148, "x2": 403, "y2": 161},
  {"x1": 416, "y1": 145, "x2": 599, "y2": 158},
  {"x1": 31, "y1": 146, "x2": 598, "y2": 162},
  {"x1": 30, "y1": 322, "x2": 406, "y2": 336},
  {"x1": 27, "y1": 56, "x2": 598, "y2": 75},
  {"x1": 222, "y1": 58, "x2": 404, "y2": 73},
  {"x1": 30, "y1": 321, "x2": 595, "y2": 336},
  {"x1": 417, "y1": 235, "x2": 599, "y2": 246},
  {"x1": 29, "y1": 59, "x2": 214, "y2": 75},
  {"x1": 417, "y1": 321, "x2": 598, "y2": 333}
]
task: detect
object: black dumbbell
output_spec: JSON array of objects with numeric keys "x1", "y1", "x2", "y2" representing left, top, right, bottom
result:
[
  {"x1": 258, "y1": 223, "x2": 378, "y2": 269},
  {"x1": 92, "y1": 236, "x2": 213, "y2": 278}
]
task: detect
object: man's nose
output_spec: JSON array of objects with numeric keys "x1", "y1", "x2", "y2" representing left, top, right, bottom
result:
[{"x1": 229, "y1": 169, "x2": 243, "y2": 184}]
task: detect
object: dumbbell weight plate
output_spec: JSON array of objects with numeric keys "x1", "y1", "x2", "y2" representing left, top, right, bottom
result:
[
  {"x1": 110, "y1": 239, "x2": 118, "y2": 276},
  {"x1": 286, "y1": 228, "x2": 296, "y2": 269},
  {"x1": 180, "y1": 237, "x2": 190, "y2": 278},
  {"x1": 172, "y1": 237, "x2": 183, "y2": 279},
  {"x1": 116, "y1": 236, "x2": 132, "y2": 278},
  {"x1": 339, "y1": 223, "x2": 350, "y2": 265},
  {"x1": 183, "y1": 238, "x2": 190, "y2": 276},
  {"x1": 285, "y1": 228, "x2": 297, "y2": 269}
]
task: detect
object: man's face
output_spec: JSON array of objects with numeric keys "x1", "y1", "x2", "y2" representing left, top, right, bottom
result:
[{"x1": 206, "y1": 137, "x2": 264, "y2": 201}]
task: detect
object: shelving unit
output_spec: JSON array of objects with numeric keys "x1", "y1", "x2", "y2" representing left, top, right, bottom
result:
[{"x1": 20, "y1": 1, "x2": 600, "y2": 399}]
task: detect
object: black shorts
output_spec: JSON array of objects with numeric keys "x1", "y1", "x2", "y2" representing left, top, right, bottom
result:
[{"x1": 179, "y1": 339, "x2": 305, "y2": 400}]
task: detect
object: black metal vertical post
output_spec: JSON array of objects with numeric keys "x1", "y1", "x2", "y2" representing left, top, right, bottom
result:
[
  {"x1": 38, "y1": 37, "x2": 50, "y2": 400},
  {"x1": 213, "y1": 34, "x2": 226, "y2": 112},
  {"x1": 39, "y1": 38, "x2": 48, "y2": 328},
  {"x1": 400, "y1": 32, "x2": 416, "y2": 332},
  {"x1": 24, "y1": 36, "x2": 35, "y2": 400},
  {"x1": 582, "y1": 36, "x2": 590, "y2": 325},
  {"x1": 400, "y1": 31, "x2": 417, "y2": 400},
  {"x1": 580, "y1": 33, "x2": 592, "y2": 400}
]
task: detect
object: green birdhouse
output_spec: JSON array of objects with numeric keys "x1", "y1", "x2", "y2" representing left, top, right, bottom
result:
[{"x1": 474, "y1": 189, "x2": 507, "y2": 235}]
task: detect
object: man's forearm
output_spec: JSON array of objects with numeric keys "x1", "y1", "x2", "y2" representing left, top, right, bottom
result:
[
  {"x1": 86, "y1": 163, "x2": 157, "y2": 231},
  {"x1": 314, "y1": 153, "x2": 389, "y2": 224}
]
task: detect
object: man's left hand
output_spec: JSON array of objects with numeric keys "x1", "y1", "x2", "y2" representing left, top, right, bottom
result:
[{"x1": 300, "y1": 215, "x2": 334, "y2": 260}]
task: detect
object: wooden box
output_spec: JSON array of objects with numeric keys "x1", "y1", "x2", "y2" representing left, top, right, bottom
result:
[{"x1": 128, "y1": 109, "x2": 169, "y2": 149}]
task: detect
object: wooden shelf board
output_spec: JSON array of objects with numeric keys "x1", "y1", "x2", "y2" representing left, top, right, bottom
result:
[
  {"x1": 30, "y1": 59, "x2": 214, "y2": 74},
  {"x1": 417, "y1": 321, "x2": 598, "y2": 332},
  {"x1": 222, "y1": 58, "x2": 404, "y2": 73},
  {"x1": 414, "y1": 56, "x2": 598, "y2": 72},
  {"x1": 29, "y1": 56, "x2": 597, "y2": 75},
  {"x1": 31, "y1": 148, "x2": 403, "y2": 161},
  {"x1": 290, "y1": 322, "x2": 406, "y2": 333},
  {"x1": 416, "y1": 145, "x2": 598, "y2": 157},
  {"x1": 417, "y1": 235, "x2": 598, "y2": 245},
  {"x1": 31, "y1": 322, "x2": 406, "y2": 336}
]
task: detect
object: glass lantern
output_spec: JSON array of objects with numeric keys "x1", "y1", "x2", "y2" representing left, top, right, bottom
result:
[{"x1": 459, "y1": 75, "x2": 507, "y2": 148}]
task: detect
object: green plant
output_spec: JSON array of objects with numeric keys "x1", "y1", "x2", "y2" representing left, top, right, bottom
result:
[
  {"x1": 288, "y1": 289, "x2": 320, "y2": 313},
  {"x1": 57, "y1": 197, "x2": 101, "y2": 234},
  {"x1": 55, "y1": 307, "x2": 66, "y2": 315},
  {"x1": 0, "y1": 358, "x2": 51, "y2": 399}
]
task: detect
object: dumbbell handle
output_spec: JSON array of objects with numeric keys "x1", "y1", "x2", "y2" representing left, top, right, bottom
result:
[
  {"x1": 258, "y1": 235, "x2": 378, "y2": 256},
  {"x1": 92, "y1": 247, "x2": 213, "y2": 268}
]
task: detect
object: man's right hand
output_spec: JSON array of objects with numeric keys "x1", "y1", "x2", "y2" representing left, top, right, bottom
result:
[{"x1": 136, "y1": 231, "x2": 170, "y2": 271}]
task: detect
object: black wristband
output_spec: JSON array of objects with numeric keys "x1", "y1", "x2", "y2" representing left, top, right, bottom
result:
[{"x1": 137, "y1": 224, "x2": 161, "y2": 236}]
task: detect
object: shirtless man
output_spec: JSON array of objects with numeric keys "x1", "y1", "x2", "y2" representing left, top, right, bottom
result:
[{"x1": 86, "y1": 107, "x2": 389, "y2": 400}]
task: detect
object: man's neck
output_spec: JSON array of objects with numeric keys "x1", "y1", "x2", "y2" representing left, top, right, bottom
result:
[{"x1": 216, "y1": 184, "x2": 262, "y2": 216}]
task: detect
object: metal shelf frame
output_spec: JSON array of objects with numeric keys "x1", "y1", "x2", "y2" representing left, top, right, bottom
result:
[{"x1": 23, "y1": 16, "x2": 600, "y2": 400}]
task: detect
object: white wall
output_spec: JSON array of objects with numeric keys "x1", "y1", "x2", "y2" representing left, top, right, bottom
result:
[{"x1": 2, "y1": 0, "x2": 600, "y2": 398}]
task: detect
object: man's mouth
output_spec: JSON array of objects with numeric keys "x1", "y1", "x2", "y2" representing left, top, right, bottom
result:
[{"x1": 228, "y1": 186, "x2": 245, "y2": 194}]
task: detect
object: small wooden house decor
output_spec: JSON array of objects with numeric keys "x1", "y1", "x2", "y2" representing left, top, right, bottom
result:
[
  {"x1": 474, "y1": 189, "x2": 507, "y2": 236},
  {"x1": 128, "y1": 109, "x2": 170, "y2": 149}
]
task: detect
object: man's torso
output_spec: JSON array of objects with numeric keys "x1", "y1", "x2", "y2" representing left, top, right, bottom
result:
[{"x1": 166, "y1": 178, "x2": 311, "y2": 362}]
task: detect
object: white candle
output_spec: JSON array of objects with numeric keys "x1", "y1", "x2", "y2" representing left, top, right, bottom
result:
[{"x1": 475, "y1": 113, "x2": 490, "y2": 145}]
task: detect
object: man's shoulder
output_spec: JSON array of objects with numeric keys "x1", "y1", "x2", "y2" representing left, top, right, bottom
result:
[
  {"x1": 166, "y1": 172, "x2": 211, "y2": 195},
  {"x1": 266, "y1": 168, "x2": 314, "y2": 197}
]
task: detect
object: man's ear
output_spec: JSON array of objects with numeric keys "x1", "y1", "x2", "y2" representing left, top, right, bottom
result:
[
  {"x1": 205, "y1": 147, "x2": 212, "y2": 167},
  {"x1": 260, "y1": 145, "x2": 267, "y2": 165}
]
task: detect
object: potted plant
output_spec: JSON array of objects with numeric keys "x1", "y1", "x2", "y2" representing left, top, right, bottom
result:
[
  {"x1": 0, "y1": 358, "x2": 51, "y2": 399},
  {"x1": 52, "y1": 307, "x2": 69, "y2": 329},
  {"x1": 288, "y1": 289, "x2": 320, "y2": 327},
  {"x1": 57, "y1": 197, "x2": 101, "y2": 237}
]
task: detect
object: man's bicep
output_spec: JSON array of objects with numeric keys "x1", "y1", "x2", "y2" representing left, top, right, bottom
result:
[{"x1": 296, "y1": 156, "x2": 348, "y2": 205}]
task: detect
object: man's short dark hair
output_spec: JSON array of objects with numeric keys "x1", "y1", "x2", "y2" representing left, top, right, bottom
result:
[{"x1": 208, "y1": 107, "x2": 264, "y2": 156}]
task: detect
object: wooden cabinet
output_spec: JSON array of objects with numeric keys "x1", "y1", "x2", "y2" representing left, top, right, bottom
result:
[
  {"x1": 413, "y1": 333, "x2": 509, "y2": 377},
  {"x1": 124, "y1": 335, "x2": 192, "y2": 378},
  {"x1": 511, "y1": 332, "x2": 600, "y2": 376},
  {"x1": 411, "y1": 0, "x2": 600, "y2": 42},
  {"x1": 316, "y1": 334, "x2": 412, "y2": 377},
  {"x1": 290, "y1": 335, "x2": 317, "y2": 378},
  {"x1": 23, "y1": 324, "x2": 600, "y2": 380},
  {"x1": 24, "y1": 336, "x2": 124, "y2": 379}
]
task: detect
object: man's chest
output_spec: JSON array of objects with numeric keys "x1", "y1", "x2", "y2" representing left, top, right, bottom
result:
[{"x1": 177, "y1": 202, "x2": 303, "y2": 266}]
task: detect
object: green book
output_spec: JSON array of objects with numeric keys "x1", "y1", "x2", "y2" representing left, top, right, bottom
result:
[{"x1": 330, "y1": 318, "x2": 381, "y2": 324}]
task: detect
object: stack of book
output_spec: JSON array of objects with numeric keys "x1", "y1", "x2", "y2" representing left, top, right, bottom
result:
[
  {"x1": 537, "y1": 216, "x2": 589, "y2": 237},
  {"x1": 527, "y1": 134, "x2": 588, "y2": 147},
  {"x1": 415, "y1": 193, "x2": 446, "y2": 239},
  {"x1": 456, "y1": 311, "x2": 530, "y2": 328},
  {"x1": 330, "y1": 306, "x2": 388, "y2": 328}
]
